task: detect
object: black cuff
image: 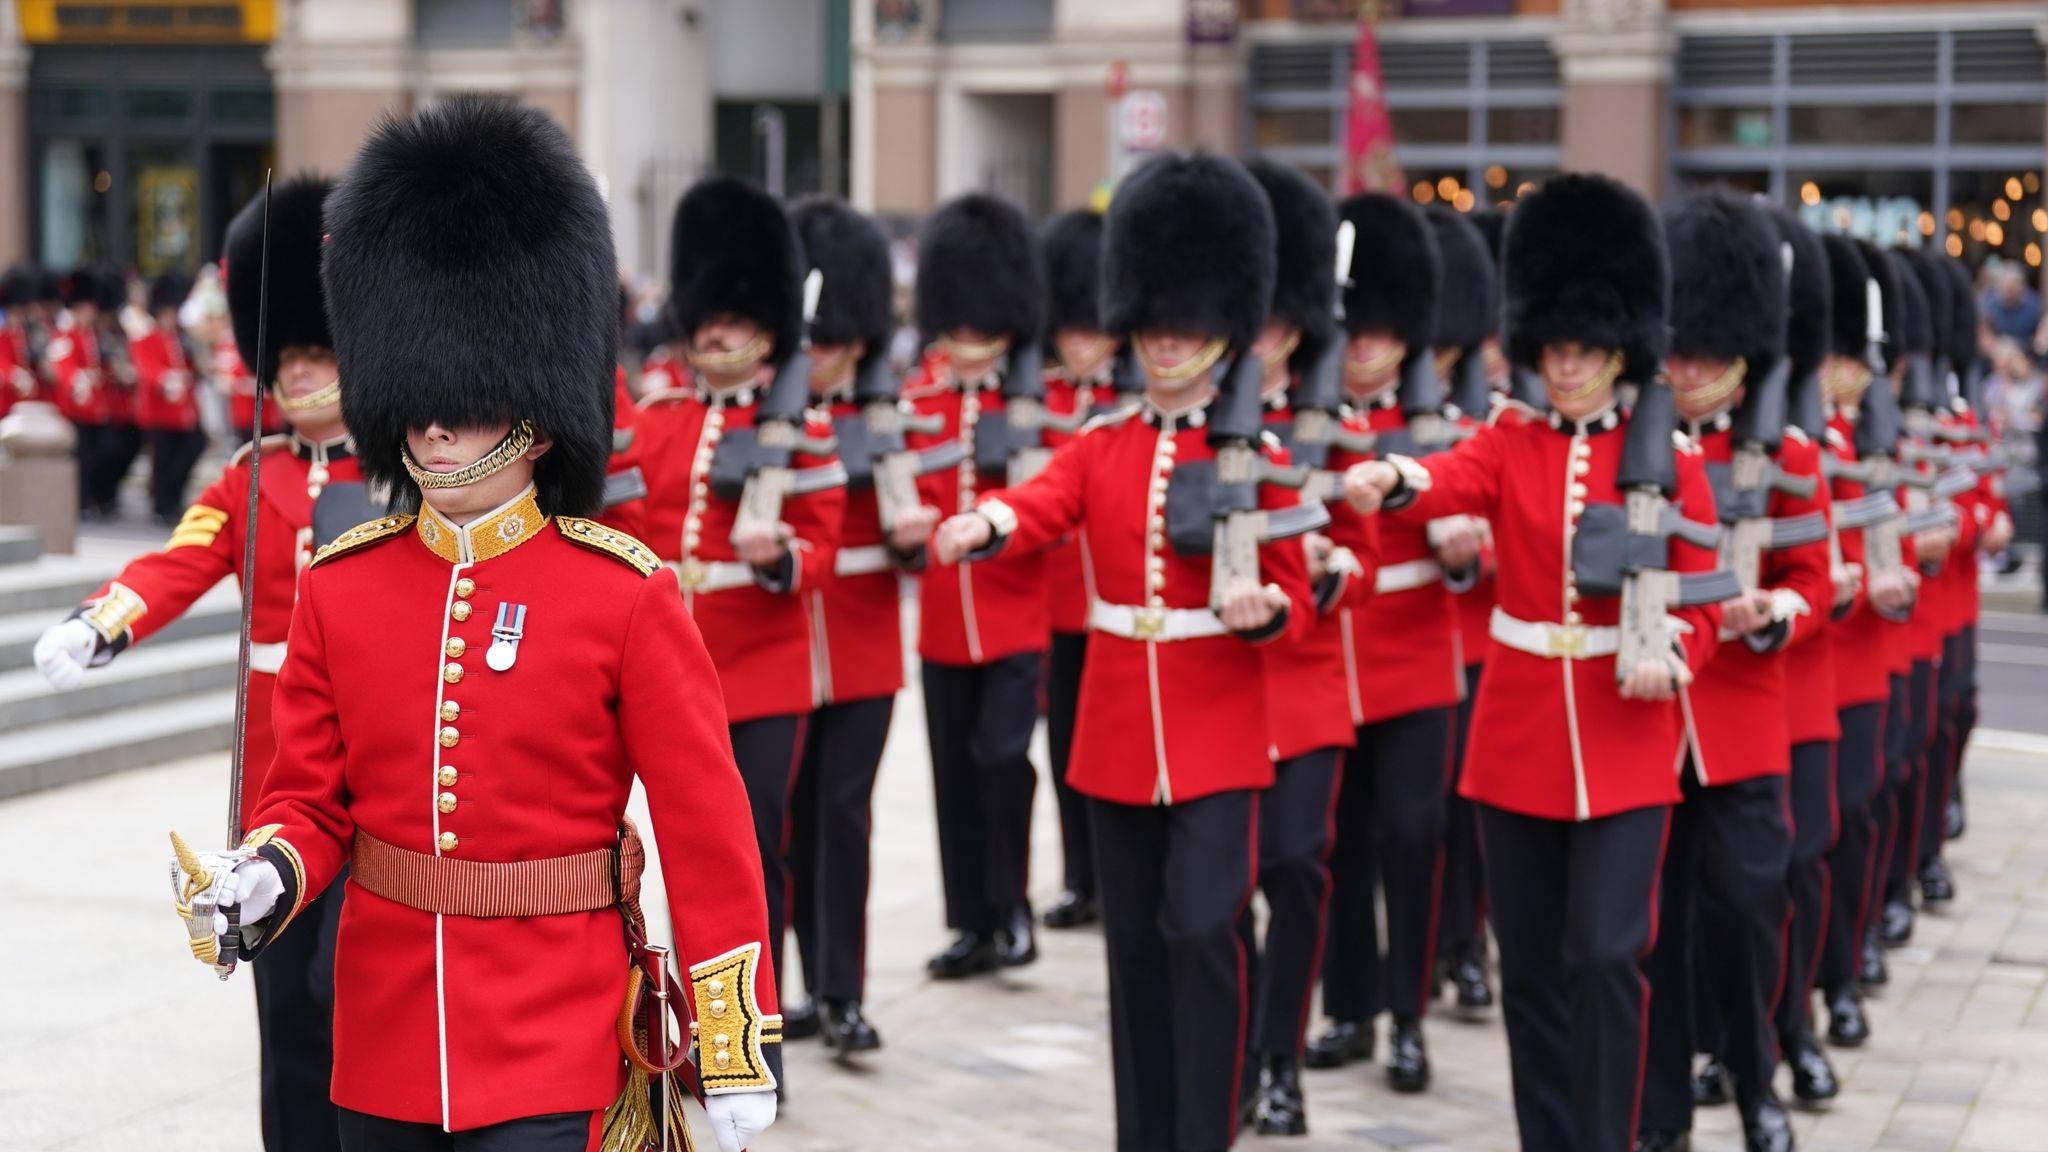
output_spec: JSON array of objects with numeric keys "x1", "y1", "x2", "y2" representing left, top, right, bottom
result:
[
  {"x1": 889, "y1": 543, "x2": 928, "y2": 572},
  {"x1": 236, "y1": 843, "x2": 305, "y2": 962},
  {"x1": 64, "y1": 607, "x2": 124, "y2": 663},
  {"x1": 1741, "y1": 617, "x2": 1792, "y2": 655},
  {"x1": 751, "y1": 549, "x2": 797, "y2": 594},
  {"x1": 1235, "y1": 604, "x2": 1290, "y2": 645},
  {"x1": 1830, "y1": 598, "x2": 1855, "y2": 622},
  {"x1": 1313, "y1": 571, "x2": 1349, "y2": 616},
  {"x1": 1382, "y1": 469, "x2": 1419, "y2": 513},
  {"x1": 962, "y1": 534, "x2": 1009, "y2": 563},
  {"x1": 1441, "y1": 563, "x2": 1481, "y2": 594}
]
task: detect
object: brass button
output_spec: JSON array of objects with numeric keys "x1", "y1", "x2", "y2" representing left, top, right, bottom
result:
[
  {"x1": 443, "y1": 663, "x2": 464, "y2": 684},
  {"x1": 713, "y1": 1033, "x2": 731, "y2": 1049},
  {"x1": 451, "y1": 601, "x2": 472, "y2": 622},
  {"x1": 1566, "y1": 611, "x2": 1584, "y2": 626},
  {"x1": 437, "y1": 831, "x2": 459, "y2": 852},
  {"x1": 713, "y1": 1051, "x2": 732, "y2": 1069},
  {"x1": 444, "y1": 637, "x2": 466, "y2": 658},
  {"x1": 709, "y1": 998, "x2": 727, "y2": 1017},
  {"x1": 454, "y1": 578, "x2": 476, "y2": 598},
  {"x1": 440, "y1": 700, "x2": 460, "y2": 723},
  {"x1": 439, "y1": 726, "x2": 460, "y2": 748},
  {"x1": 1570, "y1": 483, "x2": 1588, "y2": 498},
  {"x1": 437, "y1": 792, "x2": 458, "y2": 814},
  {"x1": 1568, "y1": 501, "x2": 1586, "y2": 517},
  {"x1": 437, "y1": 766, "x2": 459, "y2": 787},
  {"x1": 707, "y1": 978, "x2": 725, "y2": 996}
]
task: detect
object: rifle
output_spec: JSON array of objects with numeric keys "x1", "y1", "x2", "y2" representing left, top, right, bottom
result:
[
  {"x1": 720, "y1": 270, "x2": 847, "y2": 542},
  {"x1": 1712, "y1": 357, "x2": 1826, "y2": 595},
  {"x1": 844, "y1": 352, "x2": 960, "y2": 534},
  {"x1": 970, "y1": 340, "x2": 1068, "y2": 487}
]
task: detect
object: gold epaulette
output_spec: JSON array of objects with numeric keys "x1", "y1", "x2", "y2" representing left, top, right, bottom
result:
[
  {"x1": 556, "y1": 517, "x2": 660, "y2": 576},
  {"x1": 311, "y1": 515, "x2": 415, "y2": 567},
  {"x1": 1079, "y1": 405, "x2": 1137, "y2": 435},
  {"x1": 228, "y1": 433, "x2": 292, "y2": 468}
]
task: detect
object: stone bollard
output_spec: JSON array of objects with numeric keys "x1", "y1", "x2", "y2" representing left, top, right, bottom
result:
[{"x1": 0, "y1": 401, "x2": 79, "y2": 554}]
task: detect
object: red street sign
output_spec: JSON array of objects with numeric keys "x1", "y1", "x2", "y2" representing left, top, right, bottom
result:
[{"x1": 1107, "y1": 59, "x2": 1128, "y2": 100}]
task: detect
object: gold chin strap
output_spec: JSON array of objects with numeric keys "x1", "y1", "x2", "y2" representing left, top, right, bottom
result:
[
  {"x1": 685, "y1": 333, "x2": 770, "y2": 374},
  {"x1": 1677, "y1": 356, "x2": 1747, "y2": 415},
  {"x1": 1822, "y1": 357, "x2": 1873, "y2": 406},
  {"x1": 1545, "y1": 350, "x2": 1626, "y2": 403},
  {"x1": 1060, "y1": 335, "x2": 1114, "y2": 379},
  {"x1": 273, "y1": 378, "x2": 341, "y2": 412},
  {"x1": 1259, "y1": 330, "x2": 1302, "y2": 373},
  {"x1": 1344, "y1": 340, "x2": 1407, "y2": 386},
  {"x1": 1434, "y1": 347, "x2": 1462, "y2": 378},
  {"x1": 401, "y1": 421, "x2": 537, "y2": 490},
  {"x1": 1138, "y1": 336, "x2": 1228, "y2": 383},
  {"x1": 940, "y1": 334, "x2": 1011, "y2": 363}
]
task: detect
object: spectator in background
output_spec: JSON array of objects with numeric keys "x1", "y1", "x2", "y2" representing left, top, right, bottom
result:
[
  {"x1": 1986, "y1": 337, "x2": 2040, "y2": 577},
  {"x1": 1981, "y1": 263, "x2": 2044, "y2": 364}
]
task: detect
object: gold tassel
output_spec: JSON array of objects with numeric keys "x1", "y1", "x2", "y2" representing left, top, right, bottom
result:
[{"x1": 598, "y1": 1064, "x2": 694, "y2": 1151}]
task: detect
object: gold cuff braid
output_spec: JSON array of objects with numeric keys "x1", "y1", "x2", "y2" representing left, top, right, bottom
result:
[{"x1": 689, "y1": 943, "x2": 780, "y2": 1093}]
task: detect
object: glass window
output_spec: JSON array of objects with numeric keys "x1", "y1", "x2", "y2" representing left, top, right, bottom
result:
[
  {"x1": 1677, "y1": 106, "x2": 1773, "y2": 150},
  {"x1": 415, "y1": 0, "x2": 514, "y2": 48},
  {"x1": 134, "y1": 143, "x2": 200, "y2": 276},
  {"x1": 1786, "y1": 170, "x2": 1934, "y2": 246},
  {"x1": 34, "y1": 87, "x2": 109, "y2": 121},
  {"x1": 1787, "y1": 104, "x2": 1936, "y2": 146},
  {"x1": 1254, "y1": 108, "x2": 1333, "y2": 149},
  {"x1": 937, "y1": 0, "x2": 1051, "y2": 41},
  {"x1": 1679, "y1": 170, "x2": 1770, "y2": 197},
  {"x1": 211, "y1": 89, "x2": 275, "y2": 125},
  {"x1": 40, "y1": 139, "x2": 109, "y2": 269},
  {"x1": 1484, "y1": 106, "x2": 1559, "y2": 146},
  {"x1": 1952, "y1": 103, "x2": 2044, "y2": 147},
  {"x1": 1388, "y1": 107, "x2": 1469, "y2": 146},
  {"x1": 1947, "y1": 169, "x2": 2045, "y2": 270},
  {"x1": 123, "y1": 89, "x2": 195, "y2": 121}
]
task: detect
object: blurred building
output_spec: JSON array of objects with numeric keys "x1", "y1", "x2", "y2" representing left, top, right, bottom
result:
[{"x1": 0, "y1": 0, "x2": 850, "y2": 280}]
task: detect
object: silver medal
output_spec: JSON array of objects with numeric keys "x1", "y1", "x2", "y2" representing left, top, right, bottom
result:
[{"x1": 487, "y1": 602, "x2": 526, "y2": 672}]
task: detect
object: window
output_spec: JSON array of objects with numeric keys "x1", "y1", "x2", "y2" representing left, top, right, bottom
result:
[
  {"x1": 1388, "y1": 107, "x2": 1469, "y2": 146},
  {"x1": 936, "y1": 0, "x2": 1050, "y2": 42},
  {"x1": 1678, "y1": 106, "x2": 1772, "y2": 150},
  {"x1": 1254, "y1": 109, "x2": 1334, "y2": 149},
  {"x1": 415, "y1": 0, "x2": 513, "y2": 49},
  {"x1": 1953, "y1": 103, "x2": 2044, "y2": 148},
  {"x1": 1787, "y1": 104, "x2": 1936, "y2": 147},
  {"x1": 1484, "y1": 106, "x2": 1557, "y2": 146}
]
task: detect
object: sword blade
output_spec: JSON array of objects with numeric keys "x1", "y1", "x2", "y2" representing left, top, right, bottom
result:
[{"x1": 226, "y1": 169, "x2": 274, "y2": 848}]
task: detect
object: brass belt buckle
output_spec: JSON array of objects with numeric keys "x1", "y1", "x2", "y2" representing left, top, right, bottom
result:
[
  {"x1": 1548, "y1": 623, "x2": 1588, "y2": 659},
  {"x1": 1132, "y1": 607, "x2": 1166, "y2": 640},
  {"x1": 678, "y1": 559, "x2": 708, "y2": 589}
]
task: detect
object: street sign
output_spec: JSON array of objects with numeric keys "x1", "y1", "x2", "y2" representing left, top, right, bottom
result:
[
  {"x1": 1106, "y1": 58, "x2": 1128, "y2": 100},
  {"x1": 1118, "y1": 90, "x2": 1168, "y2": 152}
]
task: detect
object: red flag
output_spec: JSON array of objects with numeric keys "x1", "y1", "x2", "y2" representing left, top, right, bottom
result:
[{"x1": 1341, "y1": 12, "x2": 1404, "y2": 196}]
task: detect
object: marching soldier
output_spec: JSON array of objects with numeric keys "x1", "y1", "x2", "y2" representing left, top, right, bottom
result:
[
  {"x1": 901, "y1": 193, "x2": 1049, "y2": 978},
  {"x1": 167, "y1": 98, "x2": 781, "y2": 1152},
  {"x1": 635, "y1": 176, "x2": 846, "y2": 1040},
  {"x1": 1039, "y1": 206, "x2": 1114, "y2": 931},
  {"x1": 931, "y1": 149, "x2": 1314, "y2": 1152},
  {"x1": 1242, "y1": 156, "x2": 1380, "y2": 1137},
  {"x1": 784, "y1": 194, "x2": 935, "y2": 1052},
  {"x1": 1344, "y1": 173, "x2": 1725, "y2": 1152},
  {"x1": 1307, "y1": 191, "x2": 1457, "y2": 1093},
  {"x1": 37, "y1": 176, "x2": 354, "y2": 1152},
  {"x1": 0, "y1": 263, "x2": 52, "y2": 415},
  {"x1": 51, "y1": 267, "x2": 125, "y2": 517},
  {"x1": 131, "y1": 272, "x2": 209, "y2": 525}
]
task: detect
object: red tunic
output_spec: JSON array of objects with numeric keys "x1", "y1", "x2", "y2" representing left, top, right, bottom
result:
[
  {"x1": 248, "y1": 495, "x2": 775, "y2": 1131},
  {"x1": 76, "y1": 436, "x2": 362, "y2": 831},
  {"x1": 597, "y1": 367, "x2": 647, "y2": 539},
  {"x1": 978, "y1": 402, "x2": 1316, "y2": 805},
  {"x1": 633, "y1": 360, "x2": 845, "y2": 723},
  {"x1": 1821, "y1": 420, "x2": 1891, "y2": 710},
  {"x1": 49, "y1": 317, "x2": 120, "y2": 425},
  {"x1": 1403, "y1": 409, "x2": 1724, "y2": 822},
  {"x1": 0, "y1": 325, "x2": 43, "y2": 417},
  {"x1": 129, "y1": 325, "x2": 202, "y2": 432},
  {"x1": 809, "y1": 394, "x2": 907, "y2": 703},
  {"x1": 1043, "y1": 368, "x2": 1114, "y2": 636},
  {"x1": 905, "y1": 359, "x2": 1049, "y2": 667},
  {"x1": 1679, "y1": 425, "x2": 1833, "y2": 784}
]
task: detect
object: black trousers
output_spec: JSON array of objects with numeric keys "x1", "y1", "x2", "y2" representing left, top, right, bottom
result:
[
  {"x1": 1951, "y1": 623, "x2": 1980, "y2": 827},
  {"x1": 923, "y1": 654, "x2": 1040, "y2": 934},
  {"x1": 338, "y1": 1108, "x2": 594, "y2": 1152},
  {"x1": 1919, "y1": 630, "x2": 1971, "y2": 870},
  {"x1": 148, "y1": 427, "x2": 207, "y2": 521},
  {"x1": 1321, "y1": 706, "x2": 1452, "y2": 1023},
  {"x1": 729, "y1": 712, "x2": 803, "y2": 1072},
  {"x1": 789, "y1": 694, "x2": 893, "y2": 1003},
  {"x1": 1777, "y1": 740, "x2": 1837, "y2": 1042},
  {"x1": 1883, "y1": 660, "x2": 1936, "y2": 905},
  {"x1": 1094, "y1": 790, "x2": 1258, "y2": 1152},
  {"x1": 73, "y1": 421, "x2": 107, "y2": 511},
  {"x1": 1440, "y1": 663, "x2": 1488, "y2": 963},
  {"x1": 95, "y1": 420, "x2": 142, "y2": 511},
  {"x1": 1480, "y1": 802, "x2": 1669, "y2": 1152},
  {"x1": 1872, "y1": 672, "x2": 1911, "y2": 922},
  {"x1": 1641, "y1": 771, "x2": 1791, "y2": 1133},
  {"x1": 255, "y1": 873, "x2": 347, "y2": 1152},
  {"x1": 1047, "y1": 630, "x2": 1094, "y2": 898},
  {"x1": 1820, "y1": 701, "x2": 1885, "y2": 996},
  {"x1": 1244, "y1": 747, "x2": 1342, "y2": 1057}
]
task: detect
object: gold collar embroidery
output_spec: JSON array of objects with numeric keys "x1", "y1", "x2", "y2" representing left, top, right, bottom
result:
[{"x1": 415, "y1": 485, "x2": 546, "y2": 564}]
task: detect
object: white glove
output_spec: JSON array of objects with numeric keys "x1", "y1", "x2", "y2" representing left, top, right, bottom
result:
[
  {"x1": 216, "y1": 858, "x2": 284, "y2": 938},
  {"x1": 703, "y1": 1089, "x2": 777, "y2": 1152},
  {"x1": 34, "y1": 618, "x2": 102, "y2": 691}
]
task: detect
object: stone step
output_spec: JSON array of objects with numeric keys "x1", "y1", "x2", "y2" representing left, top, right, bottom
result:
[
  {"x1": 0, "y1": 633, "x2": 240, "y2": 730},
  {"x1": 0, "y1": 687, "x2": 237, "y2": 801},
  {"x1": 0, "y1": 526, "x2": 40, "y2": 566},
  {"x1": 0, "y1": 583, "x2": 240, "y2": 674},
  {"x1": 0, "y1": 552, "x2": 121, "y2": 617}
]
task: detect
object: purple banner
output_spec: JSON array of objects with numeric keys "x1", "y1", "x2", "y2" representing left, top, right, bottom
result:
[
  {"x1": 1401, "y1": 0, "x2": 1516, "y2": 16},
  {"x1": 1188, "y1": 0, "x2": 1238, "y2": 45}
]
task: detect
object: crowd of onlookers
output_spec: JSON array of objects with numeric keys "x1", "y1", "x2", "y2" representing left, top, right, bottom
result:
[{"x1": 1973, "y1": 261, "x2": 2047, "y2": 594}]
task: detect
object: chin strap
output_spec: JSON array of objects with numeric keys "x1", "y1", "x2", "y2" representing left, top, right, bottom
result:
[{"x1": 401, "y1": 421, "x2": 536, "y2": 490}]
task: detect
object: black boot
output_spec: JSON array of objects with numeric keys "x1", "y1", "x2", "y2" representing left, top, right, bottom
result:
[
  {"x1": 1386, "y1": 1016, "x2": 1430, "y2": 1093},
  {"x1": 1302, "y1": 1020, "x2": 1371, "y2": 1069},
  {"x1": 926, "y1": 932, "x2": 999, "y2": 980},
  {"x1": 821, "y1": 999, "x2": 881, "y2": 1054},
  {"x1": 1041, "y1": 889, "x2": 1099, "y2": 929},
  {"x1": 1946, "y1": 795, "x2": 1966, "y2": 841},
  {"x1": 1859, "y1": 929, "x2": 1888, "y2": 988},
  {"x1": 1880, "y1": 897, "x2": 1915, "y2": 947},
  {"x1": 782, "y1": 997, "x2": 820, "y2": 1040},
  {"x1": 1449, "y1": 948, "x2": 1493, "y2": 1016},
  {"x1": 1919, "y1": 858, "x2": 1955, "y2": 906},
  {"x1": 1786, "y1": 1029, "x2": 1839, "y2": 1104},
  {"x1": 1825, "y1": 988, "x2": 1870, "y2": 1048},
  {"x1": 1251, "y1": 1054, "x2": 1309, "y2": 1136},
  {"x1": 1692, "y1": 1058, "x2": 1730, "y2": 1107},
  {"x1": 1635, "y1": 1131, "x2": 1692, "y2": 1152},
  {"x1": 995, "y1": 906, "x2": 1038, "y2": 968},
  {"x1": 1740, "y1": 1092, "x2": 1796, "y2": 1152}
]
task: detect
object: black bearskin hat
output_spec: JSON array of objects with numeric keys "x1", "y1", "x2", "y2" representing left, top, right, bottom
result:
[
  {"x1": 790, "y1": 196, "x2": 892, "y2": 358},
  {"x1": 1102, "y1": 152, "x2": 1274, "y2": 351},
  {"x1": 1, "y1": 263, "x2": 43, "y2": 309},
  {"x1": 225, "y1": 177, "x2": 333, "y2": 387},
  {"x1": 1245, "y1": 159, "x2": 1336, "y2": 348},
  {"x1": 669, "y1": 176, "x2": 804, "y2": 366},
  {"x1": 1503, "y1": 174, "x2": 1668, "y2": 379},
  {"x1": 1468, "y1": 206, "x2": 1507, "y2": 265},
  {"x1": 58, "y1": 267, "x2": 101, "y2": 308},
  {"x1": 1884, "y1": 249, "x2": 1932, "y2": 356},
  {"x1": 1854, "y1": 240, "x2": 1905, "y2": 372},
  {"x1": 148, "y1": 272, "x2": 194, "y2": 318},
  {"x1": 916, "y1": 193, "x2": 1043, "y2": 346},
  {"x1": 1821, "y1": 234, "x2": 1871, "y2": 360},
  {"x1": 1767, "y1": 209, "x2": 1831, "y2": 379},
  {"x1": 1664, "y1": 194, "x2": 1785, "y2": 367},
  {"x1": 325, "y1": 98, "x2": 616, "y2": 519},
  {"x1": 1424, "y1": 203, "x2": 1497, "y2": 353},
  {"x1": 1900, "y1": 248, "x2": 1953, "y2": 364},
  {"x1": 1943, "y1": 257, "x2": 1980, "y2": 372},
  {"x1": 1040, "y1": 209, "x2": 1107, "y2": 338},
  {"x1": 1336, "y1": 193, "x2": 1439, "y2": 348}
]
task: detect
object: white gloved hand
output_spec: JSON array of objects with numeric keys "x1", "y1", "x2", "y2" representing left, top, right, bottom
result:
[
  {"x1": 34, "y1": 618, "x2": 102, "y2": 691},
  {"x1": 703, "y1": 1089, "x2": 777, "y2": 1152},
  {"x1": 217, "y1": 858, "x2": 284, "y2": 938}
]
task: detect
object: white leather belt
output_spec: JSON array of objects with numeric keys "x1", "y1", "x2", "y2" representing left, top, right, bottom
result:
[
  {"x1": 667, "y1": 559, "x2": 757, "y2": 593},
  {"x1": 1376, "y1": 558, "x2": 1445, "y2": 594},
  {"x1": 834, "y1": 545, "x2": 891, "y2": 577},
  {"x1": 247, "y1": 641, "x2": 287, "y2": 675},
  {"x1": 1489, "y1": 607, "x2": 1619, "y2": 660},
  {"x1": 1088, "y1": 600, "x2": 1229, "y2": 642}
]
